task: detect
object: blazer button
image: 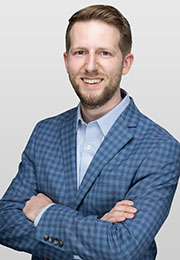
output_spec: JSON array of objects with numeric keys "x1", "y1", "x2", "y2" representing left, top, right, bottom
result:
[
  {"x1": 48, "y1": 237, "x2": 54, "y2": 243},
  {"x1": 59, "y1": 240, "x2": 64, "y2": 247},
  {"x1": 53, "y1": 238, "x2": 59, "y2": 245},
  {"x1": 43, "y1": 235, "x2": 49, "y2": 241}
]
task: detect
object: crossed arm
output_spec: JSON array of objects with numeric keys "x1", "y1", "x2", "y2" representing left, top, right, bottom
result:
[
  {"x1": 1, "y1": 149, "x2": 179, "y2": 260},
  {"x1": 23, "y1": 193, "x2": 137, "y2": 223},
  {"x1": 21, "y1": 138, "x2": 180, "y2": 259}
]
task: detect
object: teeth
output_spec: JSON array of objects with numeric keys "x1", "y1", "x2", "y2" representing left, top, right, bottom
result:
[{"x1": 83, "y1": 78, "x2": 102, "y2": 84}]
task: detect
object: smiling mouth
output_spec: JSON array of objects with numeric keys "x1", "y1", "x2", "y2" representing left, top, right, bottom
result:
[{"x1": 81, "y1": 78, "x2": 103, "y2": 85}]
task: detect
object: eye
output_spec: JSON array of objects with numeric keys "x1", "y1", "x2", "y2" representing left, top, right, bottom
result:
[
  {"x1": 75, "y1": 50, "x2": 85, "y2": 55},
  {"x1": 101, "y1": 51, "x2": 110, "y2": 56}
]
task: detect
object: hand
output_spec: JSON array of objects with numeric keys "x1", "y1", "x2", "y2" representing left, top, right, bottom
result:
[
  {"x1": 23, "y1": 193, "x2": 53, "y2": 222},
  {"x1": 101, "y1": 200, "x2": 137, "y2": 223}
]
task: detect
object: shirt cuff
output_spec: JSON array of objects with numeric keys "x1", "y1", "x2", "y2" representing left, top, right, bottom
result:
[{"x1": 34, "y1": 203, "x2": 54, "y2": 227}]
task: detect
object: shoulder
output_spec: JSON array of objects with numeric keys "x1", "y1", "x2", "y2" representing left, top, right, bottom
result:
[
  {"x1": 37, "y1": 107, "x2": 77, "y2": 127},
  {"x1": 129, "y1": 98, "x2": 179, "y2": 142},
  {"x1": 30, "y1": 107, "x2": 77, "y2": 138},
  {"x1": 124, "y1": 98, "x2": 180, "y2": 160},
  {"x1": 139, "y1": 110, "x2": 179, "y2": 147}
]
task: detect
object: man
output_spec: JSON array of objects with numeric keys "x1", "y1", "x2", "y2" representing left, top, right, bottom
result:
[{"x1": 0, "y1": 4, "x2": 179, "y2": 260}]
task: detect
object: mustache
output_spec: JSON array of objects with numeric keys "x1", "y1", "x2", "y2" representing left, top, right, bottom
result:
[{"x1": 79, "y1": 72, "x2": 105, "y2": 78}]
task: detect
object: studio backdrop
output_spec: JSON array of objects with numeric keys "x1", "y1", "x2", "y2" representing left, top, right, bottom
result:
[{"x1": 0, "y1": 0, "x2": 179, "y2": 259}]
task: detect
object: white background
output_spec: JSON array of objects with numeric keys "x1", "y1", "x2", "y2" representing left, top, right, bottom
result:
[{"x1": 0, "y1": 0, "x2": 179, "y2": 259}]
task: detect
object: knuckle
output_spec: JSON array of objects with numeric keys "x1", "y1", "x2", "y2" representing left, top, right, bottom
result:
[
  {"x1": 121, "y1": 200, "x2": 126, "y2": 203},
  {"x1": 25, "y1": 200, "x2": 30, "y2": 205},
  {"x1": 112, "y1": 217, "x2": 117, "y2": 223},
  {"x1": 117, "y1": 216, "x2": 125, "y2": 222},
  {"x1": 120, "y1": 212, "x2": 126, "y2": 217}
]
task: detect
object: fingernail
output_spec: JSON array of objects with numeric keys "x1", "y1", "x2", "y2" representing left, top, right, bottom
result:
[
  {"x1": 130, "y1": 208, "x2": 136, "y2": 213},
  {"x1": 128, "y1": 201, "x2": 134, "y2": 205},
  {"x1": 128, "y1": 213, "x2": 134, "y2": 218}
]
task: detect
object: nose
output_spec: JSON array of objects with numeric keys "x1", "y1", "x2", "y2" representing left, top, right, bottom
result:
[{"x1": 85, "y1": 53, "x2": 98, "y2": 73}]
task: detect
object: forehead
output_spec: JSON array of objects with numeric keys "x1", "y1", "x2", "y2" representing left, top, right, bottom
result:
[{"x1": 69, "y1": 20, "x2": 121, "y2": 49}]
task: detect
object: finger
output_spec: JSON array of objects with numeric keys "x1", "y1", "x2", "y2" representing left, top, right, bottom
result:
[
  {"x1": 102, "y1": 209, "x2": 136, "y2": 222},
  {"x1": 37, "y1": 193, "x2": 47, "y2": 198},
  {"x1": 109, "y1": 216, "x2": 126, "y2": 223},
  {"x1": 107, "y1": 207, "x2": 137, "y2": 220},
  {"x1": 106, "y1": 212, "x2": 135, "y2": 223},
  {"x1": 121, "y1": 206, "x2": 137, "y2": 213},
  {"x1": 112, "y1": 205, "x2": 137, "y2": 214},
  {"x1": 36, "y1": 193, "x2": 53, "y2": 203},
  {"x1": 116, "y1": 200, "x2": 134, "y2": 206},
  {"x1": 111, "y1": 210, "x2": 135, "y2": 219}
]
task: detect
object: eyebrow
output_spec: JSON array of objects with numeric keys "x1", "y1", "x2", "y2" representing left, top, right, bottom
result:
[
  {"x1": 70, "y1": 47, "x2": 86, "y2": 51},
  {"x1": 70, "y1": 46, "x2": 116, "y2": 53}
]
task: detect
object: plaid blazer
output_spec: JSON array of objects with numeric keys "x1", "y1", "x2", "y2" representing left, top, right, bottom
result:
[{"x1": 0, "y1": 98, "x2": 180, "y2": 260}]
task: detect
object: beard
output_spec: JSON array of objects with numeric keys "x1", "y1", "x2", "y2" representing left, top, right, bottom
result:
[{"x1": 68, "y1": 70, "x2": 123, "y2": 109}]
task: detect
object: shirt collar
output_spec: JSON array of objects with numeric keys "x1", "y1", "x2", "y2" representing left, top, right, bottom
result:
[{"x1": 76, "y1": 89, "x2": 130, "y2": 136}]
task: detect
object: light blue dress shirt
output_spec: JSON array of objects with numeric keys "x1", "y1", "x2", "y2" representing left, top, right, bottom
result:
[
  {"x1": 34, "y1": 89, "x2": 130, "y2": 259},
  {"x1": 76, "y1": 90, "x2": 130, "y2": 189}
]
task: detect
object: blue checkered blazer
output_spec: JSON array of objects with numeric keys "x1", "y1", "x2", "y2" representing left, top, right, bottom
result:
[{"x1": 0, "y1": 98, "x2": 180, "y2": 260}]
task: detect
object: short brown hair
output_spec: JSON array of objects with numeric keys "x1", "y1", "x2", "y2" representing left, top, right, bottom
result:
[{"x1": 65, "y1": 5, "x2": 132, "y2": 57}]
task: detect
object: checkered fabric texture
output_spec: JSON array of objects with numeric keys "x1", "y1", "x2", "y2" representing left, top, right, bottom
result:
[{"x1": 0, "y1": 98, "x2": 180, "y2": 260}]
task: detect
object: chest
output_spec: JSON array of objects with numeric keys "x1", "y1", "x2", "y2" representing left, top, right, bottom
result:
[{"x1": 34, "y1": 137, "x2": 146, "y2": 216}]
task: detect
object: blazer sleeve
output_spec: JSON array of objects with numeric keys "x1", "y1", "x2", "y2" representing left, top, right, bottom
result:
[
  {"x1": 35, "y1": 138, "x2": 180, "y2": 260},
  {"x1": 0, "y1": 123, "x2": 69, "y2": 260}
]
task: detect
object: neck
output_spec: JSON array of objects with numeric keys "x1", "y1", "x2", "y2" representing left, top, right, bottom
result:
[{"x1": 80, "y1": 91, "x2": 122, "y2": 123}]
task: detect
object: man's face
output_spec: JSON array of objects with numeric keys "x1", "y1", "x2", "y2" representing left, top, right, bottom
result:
[{"x1": 64, "y1": 20, "x2": 130, "y2": 109}]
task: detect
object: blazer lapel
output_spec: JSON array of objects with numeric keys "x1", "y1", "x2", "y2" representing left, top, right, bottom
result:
[
  {"x1": 61, "y1": 108, "x2": 78, "y2": 208},
  {"x1": 74, "y1": 98, "x2": 138, "y2": 210}
]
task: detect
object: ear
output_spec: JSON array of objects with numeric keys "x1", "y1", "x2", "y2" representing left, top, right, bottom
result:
[
  {"x1": 63, "y1": 52, "x2": 69, "y2": 73},
  {"x1": 122, "y1": 53, "x2": 134, "y2": 75}
]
